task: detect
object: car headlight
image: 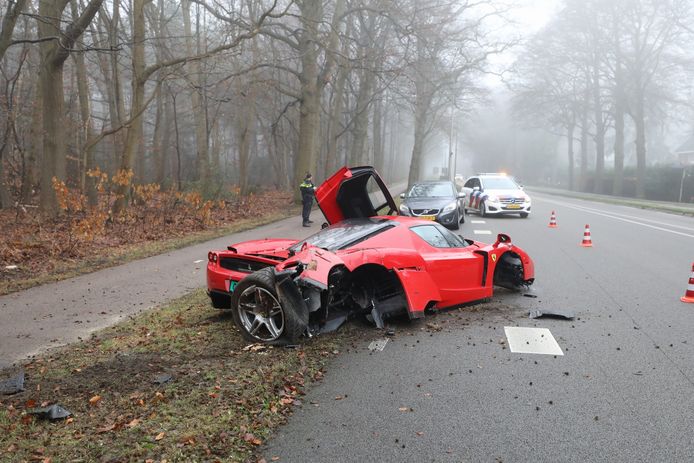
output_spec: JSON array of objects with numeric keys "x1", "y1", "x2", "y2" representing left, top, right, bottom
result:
[
  {"x1": 399, "y1": 204, "x2": 410, "y2": 215},
  {"x1": 442, "y1": 202, "x2": 457, "y2": 213},
  {"x1": 524, "y1": 196, "x2": 531, "y2": 203}
]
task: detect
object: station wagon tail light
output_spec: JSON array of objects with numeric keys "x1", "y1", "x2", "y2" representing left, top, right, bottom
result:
[{"x1": 208, "y1": 252, "x2": 218, "y2": 263}]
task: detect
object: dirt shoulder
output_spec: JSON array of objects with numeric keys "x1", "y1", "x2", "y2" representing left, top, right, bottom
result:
[{"x1": 0, "y1": 290, "x2": 363, "y2": 462}]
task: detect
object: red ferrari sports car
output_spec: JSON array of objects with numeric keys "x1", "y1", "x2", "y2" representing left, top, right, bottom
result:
[{"x1": 207, "y1": 166, "x2": 534, "y2": 344}]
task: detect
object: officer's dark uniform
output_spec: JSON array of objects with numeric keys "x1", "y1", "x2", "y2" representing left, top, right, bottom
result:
[{"x1": 300, "y1": 174, "x2": 316, "y2": 227}]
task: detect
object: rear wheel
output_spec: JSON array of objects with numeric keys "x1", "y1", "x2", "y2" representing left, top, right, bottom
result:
[{"x1": 230, "y1": 268, "x2": 305, "y2": 344}]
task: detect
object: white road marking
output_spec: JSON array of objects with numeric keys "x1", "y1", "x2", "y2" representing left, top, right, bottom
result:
[
  {"x1": 473, "y1": 230, "x2": 492, "y2": 235},
  {"x1": 194, "y1": 259, "x2": 204, "y2": 264},
  {"x1": 471, "y1": 220, "x2": 486, "y2": 224},
  {"x1": 368, "y1": 339, "x2": 389, "y2": 352},
  {"x1": 504, "y1": 326, "x2": 564, "y2": 356},
  {"x1": 539, "y1": 198, "x2": 694, "y2": 239}
]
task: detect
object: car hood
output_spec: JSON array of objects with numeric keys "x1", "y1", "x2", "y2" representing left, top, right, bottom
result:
[
  {"x1": 315, "y1": 166, "x2": 397, "y2": 225},
  {"x1": 403, "y1": 197, "x2": 456, "y2": 210}
]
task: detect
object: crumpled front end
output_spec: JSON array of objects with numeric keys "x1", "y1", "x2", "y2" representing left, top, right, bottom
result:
[{"x1": 274, "y1": 246, "x2": 409, "y2": 337}]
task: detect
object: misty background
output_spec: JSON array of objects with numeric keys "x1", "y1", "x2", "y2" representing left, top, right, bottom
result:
[{"x1": 1, "y1": 0, "x2": 693, "y2": 217}]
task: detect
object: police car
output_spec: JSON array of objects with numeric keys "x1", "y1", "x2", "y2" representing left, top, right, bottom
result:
[{"x1": 462, "y1": 173, "x2": 531, "y2": 218}]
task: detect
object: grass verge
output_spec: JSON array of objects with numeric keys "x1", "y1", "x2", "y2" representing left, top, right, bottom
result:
[
  {"x1": 0, "y1": 208, "x2": 299, "y2": 296},
  {"x1": 0, "y1": 289, "x2": 357, "y2": 462}
]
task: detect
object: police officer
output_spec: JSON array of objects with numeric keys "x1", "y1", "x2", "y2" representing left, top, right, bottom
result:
[{"x1": 299, "y1": 172, "x2": 316, "y2": 227}]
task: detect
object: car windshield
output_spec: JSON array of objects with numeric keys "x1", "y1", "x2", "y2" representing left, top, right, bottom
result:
[
  {"x1": 410, "y1": 224, "x2": 468, "y2": 248},
  {"x1": 407, "y1": 183, "x2": 454, "y2": 198},
  {"x1": 481, "y1": 177, "x2": 519, "y2": 190},
  {"x1": 288, "y1": 218, "x2": 395, "y2": 252}
]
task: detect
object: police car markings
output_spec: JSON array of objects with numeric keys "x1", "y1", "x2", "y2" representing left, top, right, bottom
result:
[{"x1": 473, "y1": 230, "x2": 492, "y2": 235}]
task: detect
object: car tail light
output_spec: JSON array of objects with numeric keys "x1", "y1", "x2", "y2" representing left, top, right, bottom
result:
[{"x1": 208, "y1": 252, "x2": 218, "y2": 263}]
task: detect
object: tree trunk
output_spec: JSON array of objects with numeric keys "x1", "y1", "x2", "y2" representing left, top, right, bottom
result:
[
  {"x1": 107, "y1": 0, "x2": 125, "y2": 174},
  {"x1": 37, "y1": 0, "x2": 104, "y2": 216},
  {"x1": 71, "y1": 0, "x2": 97, "y2": 204},
  {"x1": 613, "y1": 101, "x2": 625, "y2": 196},
  {"x1": 37, "y1": 1, "x2": 68, "y2": 216},
  {"x1": 294, "y1": 0, "x2": 322, "y2": 197},
  {"x1": 634, "y1": 97, "x2": 647, "y2": 199},
  {"x1": 237, "y1": 92, "x2": 257, "y2": 196},
  {"x1": 373, "y1": 95, "x2": 384, "y2": 175},
  {"x1": 22, "y1": 80, "x2": 42, "y2": 203},
  {"x1": 407, "y1": 90, "x2": 431, "y2": 189},
  {"x1": 567, "y1": 122, "x2": 575, "y2": 191},
  {"x1": 325, "y1": 65, "x2": 347, "y2": 177},
  {"x1": 152, "y1": 84, "x2": 165, "y2": 185},
  {"x1": 592, "y1": 69, "x2": 605, "y2": 194},
  {"x1": 579, "y1": 93, "x2": 589, "y2": 191},
  {"x1": 113, "y1": 0, "x2": 146, "y2": 214},
  {"x1": 182, "y1": 0, "x2": 209, "y2": 186}
]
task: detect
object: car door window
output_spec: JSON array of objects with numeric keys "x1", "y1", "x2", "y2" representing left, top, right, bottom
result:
[
  {"x1": 463, "y1": 178, "x2": 476, "y2": 189},
  {"x1": 366, "y1": 176, "x2": 392, "y2": 215}
]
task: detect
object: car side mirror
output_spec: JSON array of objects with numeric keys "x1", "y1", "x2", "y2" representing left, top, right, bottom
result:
[{"x1": 399, "y1": 193, "x2": 405, "y2": 199}]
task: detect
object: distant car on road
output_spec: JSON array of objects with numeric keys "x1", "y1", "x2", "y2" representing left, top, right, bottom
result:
[
  {"x1": 462, "y1": 173, "x2": 531, "y2": 218},
  {"x1": 399, "y1": 181, "x2": 465, "y2": 230}
]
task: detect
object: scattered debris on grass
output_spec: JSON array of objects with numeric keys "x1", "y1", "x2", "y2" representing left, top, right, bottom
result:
[
  {"x1": 152, "y1": 373, "x2": 173, "y2": 385},
  {"x1": 0, "y1": 369, "x2": 24, "y2": 395},
  {"x1": 27, "y1": 404, "x2": 72, "y2": 421}
]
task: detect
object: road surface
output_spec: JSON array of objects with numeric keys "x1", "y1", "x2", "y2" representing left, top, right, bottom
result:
[{"x1": 263, "y1": 191, "x2": 694, "y2": 462}]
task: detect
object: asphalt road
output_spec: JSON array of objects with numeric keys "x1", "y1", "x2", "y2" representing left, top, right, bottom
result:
[
  {"x1": 264, "y1": 192, "x2": 694, "y2": 462},
  {"x1": 0, "y1": 214, "x2": 321, "y2": 366}
]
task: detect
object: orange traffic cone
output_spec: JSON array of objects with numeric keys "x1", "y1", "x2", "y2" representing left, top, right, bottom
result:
[
  {"x1": 580, "y1": 224, "x2": 593, "y2": 247},
  {"x1": 548, "y1": 211, "x2": 557, "y2": 228},
  {"x1": 682, "y1": 263, "x2": 694, "y2": 303}
]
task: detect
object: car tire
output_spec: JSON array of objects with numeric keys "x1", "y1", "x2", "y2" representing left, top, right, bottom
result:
[
  {"x1": 479, "y1": 200, "x2": 487, "y2": 217},
  {"x1": 229, "y1": 268, "x2": 306, "y2": 344},
  {"x1": 459, "y1": 207, "x2": 465, "y2": 224},
  {"x1": 520, "y1": 212, "x2": 529, "y2": 218}
]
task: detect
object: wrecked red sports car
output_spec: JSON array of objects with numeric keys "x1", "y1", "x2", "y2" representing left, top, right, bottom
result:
[{"x1": 206, "y1": 166, "x2": 534, "y2": 344}]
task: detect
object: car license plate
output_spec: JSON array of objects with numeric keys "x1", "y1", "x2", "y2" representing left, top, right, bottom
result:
[
  {"x1": 229, "y1": 280, "x2": 238, "y2": 292},
  {"x1": 506, "y1": 204, "x2": 521, "y2": 209},
  {"x1": 421, "y1": 215, "x2": 436, "y2": 220}
]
